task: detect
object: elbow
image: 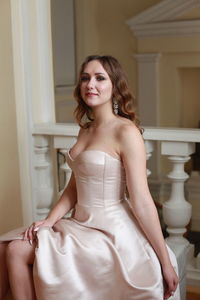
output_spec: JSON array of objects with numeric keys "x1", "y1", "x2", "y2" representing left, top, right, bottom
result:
[{"x1": 129, "y1": 195, "x2": 157, "y2": 218}]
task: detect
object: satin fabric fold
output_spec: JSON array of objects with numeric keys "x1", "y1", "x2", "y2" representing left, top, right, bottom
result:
[{"x1": 0, "y1": 150, "x2": 180, "y2": 300}]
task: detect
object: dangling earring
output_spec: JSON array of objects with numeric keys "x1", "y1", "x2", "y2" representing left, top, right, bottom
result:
[{"x1": 113, "y1": 100, "x2": 118, "y2": 115}]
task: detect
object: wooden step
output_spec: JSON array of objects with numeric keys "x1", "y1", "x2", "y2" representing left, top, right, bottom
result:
[{"x1": 187, "y1": 285, "x2": 200, "y2": 300}]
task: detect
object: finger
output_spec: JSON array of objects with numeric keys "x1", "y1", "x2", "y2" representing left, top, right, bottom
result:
[
  {"x1": 32, "y1": 221, "x2": 45, "y2": 236},
  {"x1": 174, "y1": 277, "x2": 179, "y2": 290},
  {"x1": 34, "y1": 220, "x2": 46, "y2": 232},
  {"x1": 164, "y1": 282, "x2": 172, "y2": 299},
  {"x1": 164, "y1": 292, "x2": 173, "y2": 299},
  {"x1": 25, "y1": 220, "x2": 46, "y2": 244},
  {"x1": 164, "y1": 290, "x2": 171, "y2": 299},
  {"x1": 164, "y1": 286, "x2": 176, "y2": 299},
  {"x1": 27, "y1": 225, "x2": 34, "y2": 245},
  {"x1": 23, "y1": 228, "x2": 29, "y2": 241},
  {"x1": 170, "y1": 278, "x2": 178, "y2": 295},
  {"x1": 168, "y1": 280, "x2": 175, "y2": 295}
]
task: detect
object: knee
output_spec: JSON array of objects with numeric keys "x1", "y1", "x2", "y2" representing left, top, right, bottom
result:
[
  {"x1": 6, "y1": 240, "x2": 35, "y2": 265},
  {"x1": 6, "y1": 240, "x2": 23, "y2": 261}
]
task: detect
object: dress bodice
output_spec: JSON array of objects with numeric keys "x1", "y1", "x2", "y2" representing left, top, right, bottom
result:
[{"x1": 66, "y1": 150, "x2": 126, "y2": 208}]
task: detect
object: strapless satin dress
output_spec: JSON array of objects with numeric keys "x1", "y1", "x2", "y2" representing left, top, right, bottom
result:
[{"x1": 0, "y1": 150, "x2": 180, "y2": 300}]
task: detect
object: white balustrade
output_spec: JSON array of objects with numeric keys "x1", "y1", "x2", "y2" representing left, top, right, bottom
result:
[
  {"x1": 161, "y1": 141, "x2": 195, "y2": 247},
  {"x1": 33, "y1": 135, "x2": 55, "y2": 220},
  {"x1": 144, "y1": 140, "x2": 154, "y2": 177},
  {"x1": 59, "y1": 148, "x2": 72, "y2": 191},
  {"x1": 32, "y1": 123, "x2": 200, "y2": 290},
  {"x1": 53, "y1": 130, "x2": 78, "y2": 192},
  {"x1": 143, "y1": 127, "x2": 200, "y2": 292}
]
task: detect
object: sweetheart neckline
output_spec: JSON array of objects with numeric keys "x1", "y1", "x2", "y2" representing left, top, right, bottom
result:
[{"x1": 67, "y1": 149, "x2": 122, "y2": 163}]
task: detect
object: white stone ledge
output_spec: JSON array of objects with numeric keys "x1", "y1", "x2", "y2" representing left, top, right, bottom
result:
[
  {"x1": 33, "y1": 123, "x2": 200, "y2": 143},
  {"x1": 33, "y1": 122, "x2": 79, "y2": 136},
  {"x1": 143, "y1": 127, "x2": 200, "y2": 143}
]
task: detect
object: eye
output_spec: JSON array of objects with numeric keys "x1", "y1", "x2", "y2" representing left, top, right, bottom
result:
[
  {"x1": 80, "y1": 76, "x2": 90, "y2": 82},
  {"x1": 96, "y1": 75, "x2": 106, "y2": 81}
]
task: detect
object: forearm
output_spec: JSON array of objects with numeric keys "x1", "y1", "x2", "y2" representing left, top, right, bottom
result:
[
  {"x1": 131, "y1": 196, "x2": 171, "y2": 268},
  {"x1": 46, "y1": 187, "x2": 77, "y2": 226},
  {"x1": 120, "y1": 126, "x2": 174, "y2": 271}
]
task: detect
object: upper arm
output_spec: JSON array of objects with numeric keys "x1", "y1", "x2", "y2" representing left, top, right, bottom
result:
[
  {"x1": 119, "y1": 125, "x2": 151, "y2": 209},
  {"x1": 66, "y1": 171, "x2": 76, "y2": 192},
  {"x1": 64, "y1": 171, "x2": 77, "y2": 207}
]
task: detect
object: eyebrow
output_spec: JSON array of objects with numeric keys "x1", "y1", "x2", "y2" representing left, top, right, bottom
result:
[{"x1": 81, "y1": 72, "x2": 106, "y2": 75}]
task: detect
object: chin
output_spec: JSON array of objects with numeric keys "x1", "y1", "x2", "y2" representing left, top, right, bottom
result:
[{"x1": 84, "y1": 100, "x2": 99, "y2": 107}]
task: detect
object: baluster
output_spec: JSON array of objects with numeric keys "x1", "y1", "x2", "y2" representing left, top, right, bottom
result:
[
  {"x1": 59, "y1": 148, "x2": 72, "y2": 191},
  {"x1": 34, "y1": 136, "x2": 55, "y2": 220},
  {"x1": 54, "y1": 135, "x2": 77, "y2": 193},
  {"x1": 57, "y1": 148, "x2": 73, "y2": 218},
  {"x1": 53, "y1": 135, "x2": 78, "y2": 219},
  {"x1": 161, "y1": 141, "x2": 195, "y2": 247},
  {"x1": 144, "y1": 140, "x2": 154, "y2": 177}
]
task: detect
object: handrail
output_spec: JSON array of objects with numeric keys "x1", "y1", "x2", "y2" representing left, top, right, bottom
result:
[{"x1": 33, "y1": 122, "x2": 200, "y2": 142}]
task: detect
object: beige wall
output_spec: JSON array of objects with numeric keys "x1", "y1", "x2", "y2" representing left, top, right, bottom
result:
[
  {"x1": 159, "y1": 54, "x2": 200, "y2": 127},
  {"x1": 139, "y1": 39, "x2": 200, "y2": 173},
  {"x1": 54, "y1": 0, "x2": 200, "y2": 128},
  {"x1": 55, "y1": 0, "x2": 160, "y2": 122},
  {"x1": 0, "y1": 0, "x2": 23, "y2": 234},
  {"x1": 179, "y1": 68, "x2": 200, "y2": 128},
  {"x1": 76, "y1": 0, "x2": 160, "y2": 93}
]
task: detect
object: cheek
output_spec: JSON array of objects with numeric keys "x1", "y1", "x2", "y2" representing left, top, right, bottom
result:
[{"x1": 104, "y1": 84, "x2": 113, "y2": 97}]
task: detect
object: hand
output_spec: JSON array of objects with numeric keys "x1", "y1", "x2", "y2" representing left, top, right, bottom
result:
[
  {"x1": 23, "y1": 219, "x2": 53, "y2": 245},
  {"x1": 162, "y1": 264, "x2": 179, "y2": 299}
]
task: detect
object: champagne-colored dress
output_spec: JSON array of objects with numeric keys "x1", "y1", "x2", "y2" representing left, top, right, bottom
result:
[{"x1": 0, "y1": 150, "x2": 180, "y2": 300}]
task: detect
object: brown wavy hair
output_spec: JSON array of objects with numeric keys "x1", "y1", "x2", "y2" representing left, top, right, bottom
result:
[{"x1": 73, "y1": 55, "x2": 142, "y2": 133}]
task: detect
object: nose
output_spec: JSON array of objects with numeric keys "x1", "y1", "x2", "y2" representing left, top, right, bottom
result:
[{"x1": 86, "y1": 77, "x2": 95, "y2": 90}]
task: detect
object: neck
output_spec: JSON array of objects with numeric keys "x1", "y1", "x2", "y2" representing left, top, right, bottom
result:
[{"x1": 91, "y1": 107, "x2": 117, "y2": 128}]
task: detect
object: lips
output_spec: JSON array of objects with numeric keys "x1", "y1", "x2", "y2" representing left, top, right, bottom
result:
[{"x1": 85, "y1": 92, "x2": 98, "y2": 96}]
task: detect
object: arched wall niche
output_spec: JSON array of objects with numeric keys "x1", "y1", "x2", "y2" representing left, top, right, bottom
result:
[{"x1": 127, "y1": 0, "x2": 200, "y2": 128}]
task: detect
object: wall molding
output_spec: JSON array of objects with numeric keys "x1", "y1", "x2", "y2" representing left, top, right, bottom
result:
[
  {"x1": 127, "y1": 0, "x2": 200, "y2": 38},
  {"x1": 134, "y1": 53, "x2": 161, "y2": 63}
]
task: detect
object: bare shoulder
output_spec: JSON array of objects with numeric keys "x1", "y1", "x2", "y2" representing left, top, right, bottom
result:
[
  {"x1": 117, "y1": 120, "x2": 142, "y2": 143},
  {"x1": 116, "y1": 120, "x2": 145, "y2": 158}
]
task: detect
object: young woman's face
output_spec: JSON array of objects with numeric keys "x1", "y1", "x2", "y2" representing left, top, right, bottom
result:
[{"x1": 80, "y1": 60, "x2": 113, "y2": 109}]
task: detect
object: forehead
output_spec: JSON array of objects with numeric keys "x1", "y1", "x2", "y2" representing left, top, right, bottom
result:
[{"x1": 82, "y1": 60, "x2": 108, "y2": 74}]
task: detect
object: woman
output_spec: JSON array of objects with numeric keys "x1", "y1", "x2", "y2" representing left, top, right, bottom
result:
[{"x1": 0, "y1": 55, "x2": 179, "y2": 300}]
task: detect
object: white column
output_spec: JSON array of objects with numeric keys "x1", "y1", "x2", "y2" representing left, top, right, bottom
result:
[
  {"x1": 161, "y1": 141, "x2": 195, "y2": 247},
  {"x1": 10, "y1": 0, "x2": 55, "y2": 225},
  {"x1": 135, "y1": 54, "x2": 161, "y2": 179},
  {"x1": 135, "y1": 53, "x2": 161, "y2": 126}
]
